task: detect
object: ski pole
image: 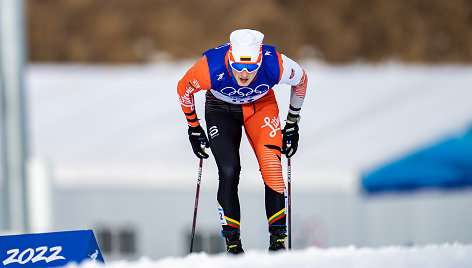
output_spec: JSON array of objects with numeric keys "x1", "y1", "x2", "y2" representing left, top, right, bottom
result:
[
  {"x1": 189, "y1": 143, "x2": 205, "y2": 253},
  {"x1": 286, "y1": 141, "x2": 292, "y2": 250}
]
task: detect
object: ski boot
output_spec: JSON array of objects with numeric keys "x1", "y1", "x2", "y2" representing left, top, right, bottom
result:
[
  {"x1": 223, "y1": 230, "x2": 244, "y2": 254},
  {"x1": 268, "y1": 226, "x2": 287, "y2": 251}
]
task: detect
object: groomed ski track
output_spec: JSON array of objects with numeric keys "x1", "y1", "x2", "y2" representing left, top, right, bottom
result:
[{"x1": 67, "y1": 243, "x2": 471, "y2": 268}]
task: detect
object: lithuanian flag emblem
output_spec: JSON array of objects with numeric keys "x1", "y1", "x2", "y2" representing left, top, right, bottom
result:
[
  {"x1": 225, "y1": 216, "x2": 240, "y2": 229},
  {"x1": 188, "y1": 81, "x2": 197, "y2": 89},
  {"x1": 268, "y1": 208, "x2": 286, "y2": 225}
]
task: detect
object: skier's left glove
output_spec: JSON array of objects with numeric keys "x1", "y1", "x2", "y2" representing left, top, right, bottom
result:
[
  {"x1": 188, "y1": 125, "x2": 210, "y2": 159},
  {"x1": 282, "y1": 122, "x2": 299, "y2": 158}
]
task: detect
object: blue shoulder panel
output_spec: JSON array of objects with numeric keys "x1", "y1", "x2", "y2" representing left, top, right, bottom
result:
[
  {"x1": 260, "y1": 45, "x2": 281, "y2": 84},
  {"x1": 203, "y1": 43, "x2": 230, "y2": 87}
]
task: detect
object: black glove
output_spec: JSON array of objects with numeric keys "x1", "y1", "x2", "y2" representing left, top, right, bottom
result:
[
  {"x1": 188, "y1": 125, "x2": 210, "y2": 159},
  {"x1": 282, "y1": 122, "x2": 299, "y2": 158}
]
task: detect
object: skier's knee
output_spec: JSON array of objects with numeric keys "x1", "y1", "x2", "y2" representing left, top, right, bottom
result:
[{"x1": 218, "y1": 165, "x2": 241, "y2": 184}]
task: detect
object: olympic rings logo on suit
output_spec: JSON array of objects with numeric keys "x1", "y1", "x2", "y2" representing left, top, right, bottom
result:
[{"x1": 219, "y1": 84, "x2": 270, "y2": 98}]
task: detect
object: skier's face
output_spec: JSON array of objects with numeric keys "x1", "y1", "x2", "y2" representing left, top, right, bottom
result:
[{"x1": 232, "y1": 68, "x2": 258, "y2": 86}]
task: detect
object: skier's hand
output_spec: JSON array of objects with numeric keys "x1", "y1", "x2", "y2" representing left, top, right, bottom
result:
[
  {"x1": 282, "y1": 122, "x2": 299, "y2": 158},
  {"x1": 188, "y1": 125, "x2": 210, "y2": 159}
]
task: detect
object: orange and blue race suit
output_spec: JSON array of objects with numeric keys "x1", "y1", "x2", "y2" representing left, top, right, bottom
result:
[{"x1": 177, "y1": 43, "x2": 307, "y2": 233}]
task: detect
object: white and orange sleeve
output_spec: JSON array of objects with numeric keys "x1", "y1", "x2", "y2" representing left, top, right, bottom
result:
[{"x1": 278, "y1": 54, "x2": 308, "y2": 123}]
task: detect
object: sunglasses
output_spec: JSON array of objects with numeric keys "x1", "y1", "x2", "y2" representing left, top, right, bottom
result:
[{"x1": 229, "y1": 60, "x2": 261, "y2": 73}]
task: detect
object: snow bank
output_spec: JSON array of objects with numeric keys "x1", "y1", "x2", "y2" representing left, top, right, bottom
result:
[{"x1": 67, "y1": 243, "x2": 472, "y2": 268}]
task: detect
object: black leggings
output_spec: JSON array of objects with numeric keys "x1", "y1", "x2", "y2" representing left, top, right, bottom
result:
[{"x1": 205, "y1": 91, "x2": 286, "y2": 232}]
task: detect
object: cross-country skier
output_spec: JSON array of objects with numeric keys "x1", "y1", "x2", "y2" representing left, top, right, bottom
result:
[{"x1": 177, "y1": 29, "x2": 307, "y2": 254}]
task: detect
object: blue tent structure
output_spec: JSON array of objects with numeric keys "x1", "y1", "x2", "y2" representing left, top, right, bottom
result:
[{"x1": 362, "y1": 126, "x2": 472, "y2": 194}]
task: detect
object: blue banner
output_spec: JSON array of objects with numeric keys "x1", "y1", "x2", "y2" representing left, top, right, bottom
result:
[
  {"x1": 0, "y1": 230, "x2": 104, "y2": 268},
  {"x1": 362, "y1": 127, "x2": 472, "y2": 194}
]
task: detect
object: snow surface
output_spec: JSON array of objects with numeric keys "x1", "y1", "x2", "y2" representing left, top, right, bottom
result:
[{"x1": 67, "y1": 244, "x2": 472, "y2": 268}]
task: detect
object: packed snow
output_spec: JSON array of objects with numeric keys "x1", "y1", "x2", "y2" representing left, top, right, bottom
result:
[{"x1": 66, "y1": 243, "x2": 472, "y2": 268}]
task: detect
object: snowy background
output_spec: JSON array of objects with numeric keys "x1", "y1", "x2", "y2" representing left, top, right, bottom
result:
[
  {"x1": 3, "y1": 60, "x2": 472, "y2": 265},
  {"x1": 25, "y1": 61, "x2": 472, "y2": 193},
  {"x1": 2, "y1": 1, "x2": 472, "y2": 266}
]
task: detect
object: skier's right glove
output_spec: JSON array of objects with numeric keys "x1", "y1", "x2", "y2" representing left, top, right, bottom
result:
[{"x1": 188, "y1": 125, "x2": 210, "y2": 159}]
